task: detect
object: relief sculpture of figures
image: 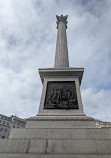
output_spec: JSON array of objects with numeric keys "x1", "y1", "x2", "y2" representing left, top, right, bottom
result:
[{"x1": 44, "y1": 81, "x2": 78, "y2": 109}]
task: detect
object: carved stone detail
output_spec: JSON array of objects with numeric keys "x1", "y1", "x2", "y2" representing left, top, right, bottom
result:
[
  {"x1": 44, "y1": 81, "x2": 78, "y2": 109},
  {"x1": 56, "y1": 15, "x2": 68, "y2": 29}
]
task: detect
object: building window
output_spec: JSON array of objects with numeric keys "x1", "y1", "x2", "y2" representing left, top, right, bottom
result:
[
  {"x1": 2, "y1": 116, "x2": 5, "y2": 120},
  {"x1": 4, "y1": 128, "x2": 7, "y2": 132},
  {"x1": 7, "y1": 118, "x2": 10, "y2": 121},
  {"x1": 0, "y1": 127, "x2": 3, "y2": 131},
  {"x1": 3, "y1": 120, "x2": 6, "y2": 125},
  {"x1": 0, "y1": 120, "x2": 2, "y2": 124},
  {"x1": 7, "y1": 122, "x2": 10, "y2": 126}
]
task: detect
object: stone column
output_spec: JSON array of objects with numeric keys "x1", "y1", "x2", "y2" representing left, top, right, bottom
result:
[{"x1": 54, "y1": 15, "x2": 69, "y2": 68}]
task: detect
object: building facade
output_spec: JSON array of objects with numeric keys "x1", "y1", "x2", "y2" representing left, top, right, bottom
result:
[
  {"x1": 0, "y1": 114, "x2": 11, "y2": 138},
  {"x1": 0, "y1": 114, "x2": 27, "y2": 138},
  {"x1": 96, "y1": 120, "x2": 111, "y2": 128},
  {"x1": 10, "y1": 115, "x2": 26, "y2": 128}
]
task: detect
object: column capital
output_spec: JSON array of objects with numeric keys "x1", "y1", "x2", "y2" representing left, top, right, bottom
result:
[{"x1": 56, "y1": 15, "x2": 68, "y2": 29}]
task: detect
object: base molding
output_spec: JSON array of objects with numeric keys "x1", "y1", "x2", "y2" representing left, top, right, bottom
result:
[
  {"x1": 0, "y1": 153, "x2": 111, "y2": 158},
  {"x1": 25, "y1": 115, "x2": 96, "y2": 128},
  {"x1": 9, "y1": 128, "x2": 111, "y2": 139},
  {"x1": 0, "y1": 115, "x2": 111, "y2": 156}
]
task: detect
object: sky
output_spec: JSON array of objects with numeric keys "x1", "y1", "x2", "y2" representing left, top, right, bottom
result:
[{"x1": 0, "y1": 0, "x2": 111, "y2": 122}]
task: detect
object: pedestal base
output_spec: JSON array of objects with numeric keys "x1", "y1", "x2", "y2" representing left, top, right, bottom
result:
[
  {"x1": 25, "y1": 115, "x2": 96, "y2": 128},
  {"x1": 0, "y1": 137, "x2": 111, "y2": 155},
  {"x1": 0, "y1": 115, "x2": 111, "y2": 156}
]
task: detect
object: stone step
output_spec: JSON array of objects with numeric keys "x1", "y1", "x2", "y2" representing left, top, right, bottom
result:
[
  {"x1": 0, "y1": 153, "x2": 111, "y2": 158},
  {"x1": 26, "y1": 115, "x2": 96, "y2": 128},
  {"x1": 10, "y1": 128, "x2": 111, "y2": 139},
  {"x1": 0, "y1": 138, "x2": 111, "y2": 154}
]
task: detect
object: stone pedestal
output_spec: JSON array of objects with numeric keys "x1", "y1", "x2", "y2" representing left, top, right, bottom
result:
[
  {"x1": 0, "y1": 65, "x2": 111, "y2": 158},
  {"x1": 25, "y1": 115, "x2": 96, "y2": 128},
  {"x1": 0, "y1": 125, "x2": 111, "y2": 157},
  {"x1": 38, "y1": 68, "x2": 84, "y2": 116}
]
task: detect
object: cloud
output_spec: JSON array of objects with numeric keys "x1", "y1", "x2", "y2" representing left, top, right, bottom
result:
[
  {"x1": 81, "y1": 88, "x2": 111, "y2": 121},
  {"x1": 0, "y1": 0, "x2": 111, "y2": 122}
]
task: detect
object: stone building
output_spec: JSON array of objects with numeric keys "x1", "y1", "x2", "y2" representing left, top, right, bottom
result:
[
  {"x1": 10, "y1": 115, "x2": 27, "y2": 129},
  {"x1": 0, "y1": 114, "x2": 27, "y2": 138},
  {"x1": 96, "y1": 120, "x2": 111, "y2": 128},
  {"x1": 0, "y1": 114, "x2": 11, "y2": 138}
]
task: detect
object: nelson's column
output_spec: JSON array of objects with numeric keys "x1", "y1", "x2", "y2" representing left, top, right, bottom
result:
[{"x1": 0, "y1": 15, "x2": 111, "y2": 158}]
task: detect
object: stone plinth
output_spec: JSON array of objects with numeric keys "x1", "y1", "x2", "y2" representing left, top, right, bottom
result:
[{"x1": 25, "y1": 115, "x2": 96, "y2": 128}]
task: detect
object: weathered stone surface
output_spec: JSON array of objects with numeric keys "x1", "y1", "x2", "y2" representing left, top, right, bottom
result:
[
  {"x1": 9, "y1": 128, "x2": 111, "y2": 139},
  {"x1": 28, "y1": 139, "x2": 46, "y2": 153},
  {"x1": 0, "y1": 153, "x2": 111, "y2": 158},
  {"x1": 26, "y1": 120, "x2": 96, "y2": 128},
  {"x1": 0, "y1": 139, "x2": 29, "y2": 153},
  {"x1": 47, "y1": 139, "x2": 111, "y2": 154},
  {"x1": 0, "y1": 138, "x2": 111, "y2": 154},
  {"x1": 25, "y1": 115, "x2": 96, "y2": 128}
]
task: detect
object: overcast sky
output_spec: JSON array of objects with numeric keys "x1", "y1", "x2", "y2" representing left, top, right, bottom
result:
[{"x1": 0, "y1": 0, "x2": 111, "y2": 122}]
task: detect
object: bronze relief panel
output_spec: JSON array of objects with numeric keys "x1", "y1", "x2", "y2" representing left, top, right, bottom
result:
[{"x1": 44, "y1": 81, "x2": 78, "y2": 109}]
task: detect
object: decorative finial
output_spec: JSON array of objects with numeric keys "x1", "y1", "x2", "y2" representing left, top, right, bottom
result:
[{"x1": 56, "y1": 15, "x2": 68, "y2": 29}]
